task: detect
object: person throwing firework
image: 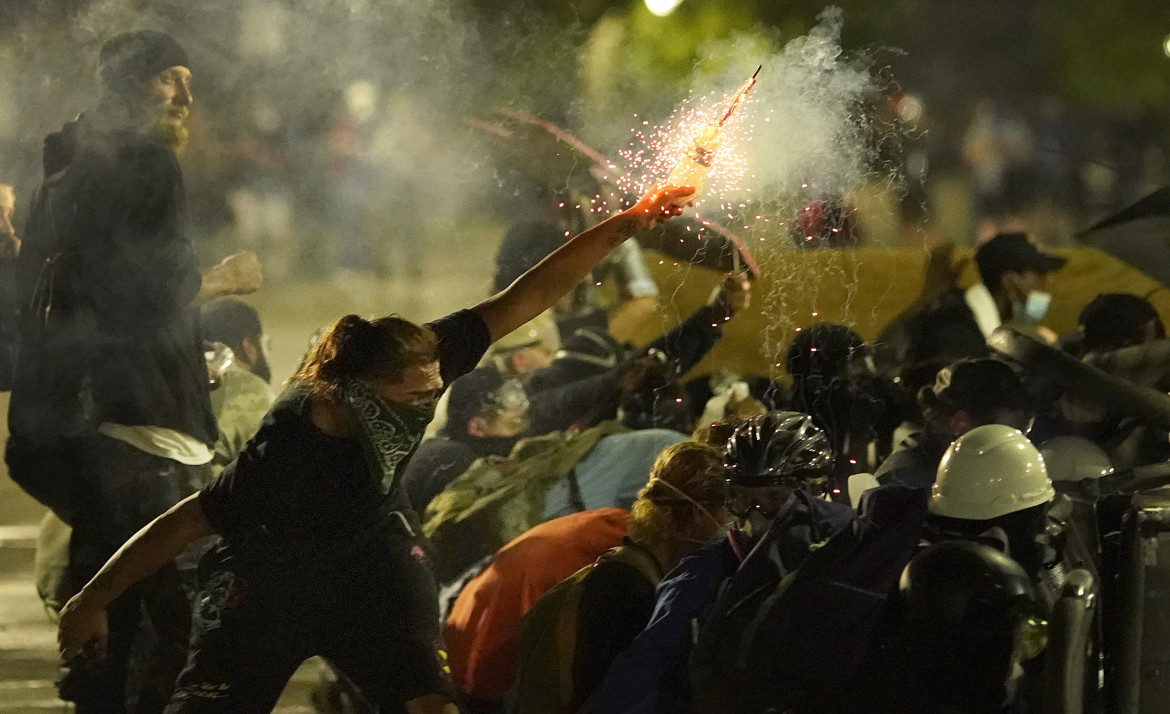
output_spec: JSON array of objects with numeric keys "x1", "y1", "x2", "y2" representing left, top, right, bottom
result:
[{"x1": 57, "y1": 183, "x2": 694, "y2": 713}]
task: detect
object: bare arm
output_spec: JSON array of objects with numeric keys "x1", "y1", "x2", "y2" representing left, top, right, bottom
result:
[
  {"x1": 471, "y1": 186, "x2": 693, "y2": 343},
  {"x1": 58, "y1": 494, "x2": 216, "y2": 661}
]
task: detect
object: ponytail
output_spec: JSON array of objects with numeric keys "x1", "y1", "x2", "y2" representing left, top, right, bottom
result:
[{"x1": 293, "y1": 314, "x2": 437, "y2": 400}]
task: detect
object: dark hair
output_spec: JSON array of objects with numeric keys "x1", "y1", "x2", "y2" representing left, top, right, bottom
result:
[
  {"x1": 292, "y1": 314, "x2": 437, "y2": 400},
  {"x1": 201, "y1": 297, "x2": 262, "y2": 352},
  {"x1": 917, "y1": 358, "x2": 1029, "y2": 425},
  {"x1": 786, "y1": 323, "x2": 863, "y2": 380},
  {"x1": 1079, "y1": 292, "x2": 1165, "y2": 353},
  {"x1": 444, "y1": 366, "x2": 526, "y2": 439}
]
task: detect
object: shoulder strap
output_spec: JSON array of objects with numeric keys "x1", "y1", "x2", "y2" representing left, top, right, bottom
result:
[{"x1": 600, "y1": 543, "x2": 665, "y2": 586}]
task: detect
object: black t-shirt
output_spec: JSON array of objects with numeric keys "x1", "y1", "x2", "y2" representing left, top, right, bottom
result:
[{"x1": 198, "y1": 309, "x2": 490, "y2": 580}]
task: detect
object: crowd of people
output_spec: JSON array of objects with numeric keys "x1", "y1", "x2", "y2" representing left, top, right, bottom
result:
[{"x1": 2, "y1": 28, "x2": 1169, "y2": 714}]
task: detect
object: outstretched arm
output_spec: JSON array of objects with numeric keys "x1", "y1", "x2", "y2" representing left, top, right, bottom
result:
[
  {"x1": 57, "y1": 494, "x2": 216, "y2": 661},
  {"x1": 472, "y1": 186, "x2": 694, "y2": 343}
]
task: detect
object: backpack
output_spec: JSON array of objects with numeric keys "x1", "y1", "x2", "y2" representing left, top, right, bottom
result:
[
  {"x1": 422, "y1": 421, "x2": 629, "y2": 584},
  {"x1": 688, "y1": 486, "x2": 927, "y2": 714},
  {"x1": 515, "y1": 544, "x2": 663, "y2": 714},
  {"x1": 8, "y1": 151, "x2": 95, "y2": 438},
  {"x1": 5, "y1": 154, "x2": 100, "y2": 523}
]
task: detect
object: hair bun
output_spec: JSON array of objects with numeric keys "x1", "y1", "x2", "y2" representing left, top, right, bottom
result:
[{"x1": 334, "y1": 314, "x2": 373, "y2": 345}]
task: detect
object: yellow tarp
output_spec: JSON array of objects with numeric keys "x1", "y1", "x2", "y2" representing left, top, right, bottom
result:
[{"x1": 634, "y1": 246, "x2": 1170, "y2": 380}]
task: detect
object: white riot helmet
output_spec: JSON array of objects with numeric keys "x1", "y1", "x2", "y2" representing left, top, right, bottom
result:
[
  {"x1": 1039, "y1": 435, "x2": 1114, "y2": 482},
  {"x1": 930, "y1": 424, "x2": 1054, "y2": 521}
]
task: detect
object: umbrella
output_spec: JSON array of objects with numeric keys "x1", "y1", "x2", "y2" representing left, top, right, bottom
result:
[
  {"x1": 469, "y1": 109, "x2": 758, "y2": 276},
  {"x1": 1078, "y1": 186, "x2": 1170, "y2": 286}
]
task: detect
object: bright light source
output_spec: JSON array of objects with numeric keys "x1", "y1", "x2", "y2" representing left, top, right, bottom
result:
[
  {"x1": 894, "y1": 93, "x2": 924, "y2": 123},
  {"x1": 645, "y1": 0, "x2": 683, "y2": 16},
  {"x1": 1164, "y1": 33, "x2": 1170, "y2": 58}
]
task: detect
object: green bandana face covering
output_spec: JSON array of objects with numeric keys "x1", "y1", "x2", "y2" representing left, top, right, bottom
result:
[{"x1": 340, "y1": 378, "x2": 437, "y2": 493}]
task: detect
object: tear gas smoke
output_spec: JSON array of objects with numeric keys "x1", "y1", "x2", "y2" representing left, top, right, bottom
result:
[{"x1": 0, "y1": 2, "x2": 907, "y2": 373}]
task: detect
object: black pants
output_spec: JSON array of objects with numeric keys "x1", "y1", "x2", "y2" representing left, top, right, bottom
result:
[
  {"x1": 56, "y1": 435, "x2": 212, "y2": 714},
  {"x1": 166, "y1": 540, "x2": 457, "y2": 713}
]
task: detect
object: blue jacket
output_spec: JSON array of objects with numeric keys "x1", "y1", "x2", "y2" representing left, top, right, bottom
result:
[{"x1": 592, "y1": 494, "x2": 856, "y2": 714}]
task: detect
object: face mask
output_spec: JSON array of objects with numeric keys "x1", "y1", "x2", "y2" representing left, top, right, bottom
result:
[
  {"x1": 341, "y1": 378, "x2": 436, "y2": 493},
  {"x1": 1012, "y1": 290, "x2": 1051, "y2": 324}
]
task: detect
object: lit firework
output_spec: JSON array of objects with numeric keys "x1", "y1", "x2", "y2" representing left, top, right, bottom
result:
[{"x1": 616, "y1": 66, "x2": 761, "y2": 211}]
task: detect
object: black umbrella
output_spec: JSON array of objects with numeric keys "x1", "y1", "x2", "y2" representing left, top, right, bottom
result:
[{"x1": 1079, "y1": 186, "x2": 1170, "y2": 286}]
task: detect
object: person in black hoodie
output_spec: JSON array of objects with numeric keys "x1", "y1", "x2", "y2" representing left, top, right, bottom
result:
[{"x1": 7, "y1": 31, "x2": 261, "y2": 713}]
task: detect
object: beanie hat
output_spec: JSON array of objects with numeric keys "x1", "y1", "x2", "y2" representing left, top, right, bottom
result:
[{"x1": 98, "y1": 30, "x2": 189, "y2": 92}]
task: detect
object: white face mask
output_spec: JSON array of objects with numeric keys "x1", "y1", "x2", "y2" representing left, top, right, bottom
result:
[{"x1": 1012, "y1": 290, "x2": 1051, "y2": 324}]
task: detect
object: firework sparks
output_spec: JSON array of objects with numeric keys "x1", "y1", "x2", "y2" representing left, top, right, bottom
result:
[{"x1": 615, "y1": 67, "x2": 761, "y2": 211}]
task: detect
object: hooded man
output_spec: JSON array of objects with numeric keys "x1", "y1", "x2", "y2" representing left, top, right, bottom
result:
[{"x1": 7, "y1": 30, "x2": 261, "y2": 713}]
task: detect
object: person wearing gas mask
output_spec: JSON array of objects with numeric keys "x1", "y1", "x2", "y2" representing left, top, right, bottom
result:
[
  {"x1": 876, "y1": 358, "x2": 1034, "y2": 491},
  {"x1": 785, "y1": 323, "x2": 908, "y2": 488},
  {"x1": 401, "y1": 366, "x2": 532, "y2": 513},
  {"x1": 868, "y1": 426, "x2": 1058, "y2": 713},
  {"x1": 591, "y1": 412, "x2": 853, "y2": 714},
  {"x1": 923, "y1": 424, "x2": 1056, "y2": 579},
  {"x1": 446, "y1": 441, "x2": 729, "y2": 714},
  {"x1": 874, "y1": 540, "x2": 1048, "y2": 713},
  {"x1": 419, "y1": 353, "x2": 692, "y2": 587},
  {"x1": 492, "y1": 220, "x2": 752, "y2": 435},
  {"x1": 904, "y1": 232, "x2": 1066, "y2": 369}
]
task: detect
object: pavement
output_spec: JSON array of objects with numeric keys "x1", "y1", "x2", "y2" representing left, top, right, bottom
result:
[{"x1": 0, "y1": 242, "x2": 494, "y2": 712}]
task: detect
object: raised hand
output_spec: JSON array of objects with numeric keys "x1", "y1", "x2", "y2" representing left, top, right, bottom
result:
[
  {"x1": 625, "y1": 186, "x2": 696, "y2": 233},
  {"x1": 708, "y1": 272, "x2": 752, "y2": 316}
]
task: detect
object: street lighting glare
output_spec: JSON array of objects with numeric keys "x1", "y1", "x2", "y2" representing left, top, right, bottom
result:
[
  {"x1": 645, "y1": 0, "x2": 683, "y2": 17},
  {"x1": 1163, "y1": 33, "x2": 1170, "y2": 58}
]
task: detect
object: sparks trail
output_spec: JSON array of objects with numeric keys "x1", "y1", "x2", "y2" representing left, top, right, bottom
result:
[
  {"x1": 717, "y1": 65, "x2": 761, "y2": 127},
  {"x1": 663, "y1": 66, "x2": 762, "y2": 206},
  {"x1": 617, "y1": 67, "x2": 761, "y2": 213}
]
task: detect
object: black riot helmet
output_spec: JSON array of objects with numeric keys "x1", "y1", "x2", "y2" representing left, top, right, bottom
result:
[
  {"x1": 894, "y1": 540, "x2": 1046, "y2": 711},
  {"x1": 900, "y1": 540, "x2": 1037, "y2": 628},
  {"x1": 724, "y1": 411, "x2": 833, "y2": 490}
]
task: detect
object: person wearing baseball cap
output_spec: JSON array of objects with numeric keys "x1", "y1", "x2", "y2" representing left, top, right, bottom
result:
[
  {"x1": 967, "y1": 232, "x2": 1067, "y2": 338},
  {"x1": 876, "y1": 358, "x2": 1034, "y2": 490},
  {"x1": 901, "y1": 233, "x2": 1067, "y2": 376},
  {"x1": 9, "y1": 30, "x2": 264, "y2": 712}
]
